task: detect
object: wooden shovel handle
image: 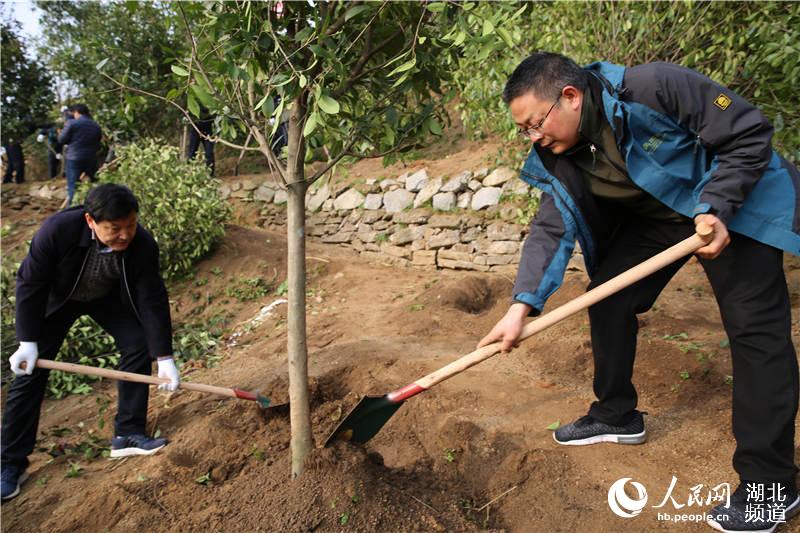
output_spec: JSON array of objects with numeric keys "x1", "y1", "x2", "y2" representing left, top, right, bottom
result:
[
  {"x1": 31, "y1": 359, "x2": 239, "y2": 399},
  {"x1": 388, "y1": 223, "x2": 714, "y2": 401}
]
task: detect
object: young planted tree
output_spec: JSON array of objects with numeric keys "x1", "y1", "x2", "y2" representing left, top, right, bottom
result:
[{"x1": 99, "y1": 0, "x2": 508, "y2": 476}]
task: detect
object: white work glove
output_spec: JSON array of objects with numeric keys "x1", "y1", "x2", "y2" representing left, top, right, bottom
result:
[
  {"x1": 36, "y1": 134, "x2": 45, "y2": 143},
  {"x1": 156, "y1": 356, "x2": 180, "y2": 392},
  {"x1": 10, "y1": 342, "x2": 39, "y2": 376},
  {"x1": 55, "y1": 154, "x2": 62, "y2": 160}
]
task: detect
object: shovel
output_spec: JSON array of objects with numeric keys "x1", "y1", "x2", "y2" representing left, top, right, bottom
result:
[
  {"x1": 325, "y1": 223, "x2": 714, "y2": 446},
  {"x1": 26, "y1": 358, "x2": 279, "y2": 409}
]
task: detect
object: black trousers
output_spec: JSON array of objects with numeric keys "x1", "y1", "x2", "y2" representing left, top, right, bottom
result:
[
  {"x1": 587, "y1": 217, "x2": 798, "y2": 484},
  {"x1": 1, "y1": 294, "x2": 152, "y2": 470},
  {"x1": 187, "y1": 128, "x2": 215, "y2": 176},
  {"x1": 47, "y1": 152, "x2": 60, "y2": 179},
  {"x1": 2, "y1": 150, "x2": 24, "y2": 184}
]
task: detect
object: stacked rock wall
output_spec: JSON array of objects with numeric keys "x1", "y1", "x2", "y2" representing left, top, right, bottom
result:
[{"x1": 219, "y1": 166, "x2": 585, "y2": 274}]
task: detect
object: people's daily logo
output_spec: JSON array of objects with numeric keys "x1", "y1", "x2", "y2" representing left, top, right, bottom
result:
[{"x1": 608, "y1": 478, "x2": 649, "y2": 518}]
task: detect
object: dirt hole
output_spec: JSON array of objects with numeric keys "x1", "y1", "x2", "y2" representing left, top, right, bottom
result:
[{"x1": 434, "y1": 276, "x2": 507, "y2": 314}]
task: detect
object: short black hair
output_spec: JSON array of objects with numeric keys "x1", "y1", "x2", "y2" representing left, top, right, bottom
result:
[
  {"x1": 85, "y1": 184, "x2": 139, "y2": 222},
  {"x1": 502, "y1": 52, "x2": 589, "y2": 104},
  {"x1": 69, "y1": 103, "x2": 91, "y2": 117}
]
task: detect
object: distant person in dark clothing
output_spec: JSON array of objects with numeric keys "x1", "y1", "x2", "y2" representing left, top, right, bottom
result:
[
  {"x1": 2, "y1": 140, "x2": 25, "y2": 184},
  {"x1": 58, "y1": 103, "x2": 102, "y2": 206},
  {"x1": 37, "y1": 125, "x2": 62, "y2": 179},
  {"x1": 187, "y1": 108, "x2": 215, "y2": 176}
]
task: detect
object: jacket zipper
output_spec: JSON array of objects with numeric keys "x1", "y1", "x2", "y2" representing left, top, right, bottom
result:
[
  {"x1": 121, "y1": 256, "x2": 143, "y2": 324},
  {"x1": 590, "y1": 144, "x2": 597, "y2": 170},
  {"x1": 63, "y1": 248, "x2": 91, "y2": 302},
  {"x1": 588, "y1": 141, "x2": 628, "y2": 177}
]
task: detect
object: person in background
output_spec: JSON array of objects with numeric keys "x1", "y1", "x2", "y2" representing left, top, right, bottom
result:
[
  {"x1": 186, "y1": 106, "x2": 215, "y2": 176},
  {"x1": 37, "y1": 124, "x2": 62, "y2": 179},
  {"x1": 2, "y1": 138, "x2": 25, "y2": 184},
  {"x1": 58, "y1": 103, "x2": 102, "y2": 206}
]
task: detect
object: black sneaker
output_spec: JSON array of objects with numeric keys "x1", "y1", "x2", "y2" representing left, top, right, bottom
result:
[
  {"x1": 707, "y1": 482, "x2": 800, "y2": 533},
  {"x1": 1, "y1": 464, "x2": 29, "y2": 501},
  {"x1": 553, "y1": 412, "x2": 646, "y2": 445},
  {"x1": 110, "y1": 434, "x2": 167, "y2": 458}
]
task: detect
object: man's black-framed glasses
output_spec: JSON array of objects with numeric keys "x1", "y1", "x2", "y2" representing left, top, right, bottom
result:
[{"x1": 516, "y1": 94, "x2": 561, "y2": 140}]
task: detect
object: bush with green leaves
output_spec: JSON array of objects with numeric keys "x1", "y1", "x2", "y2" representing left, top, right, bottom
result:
[
  {"x1": 81, "y1": 139, "x2": 231, "y2": 280},
  {"x1": 453, "y1": 1, "x2": 800, "y2": 163}
]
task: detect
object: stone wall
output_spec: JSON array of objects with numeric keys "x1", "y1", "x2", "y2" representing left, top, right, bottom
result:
[{"x1": 219, "y1": 166, "x2": 584, "y2": 274}]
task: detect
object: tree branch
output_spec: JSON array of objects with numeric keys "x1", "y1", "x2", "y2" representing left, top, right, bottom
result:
[{"x1": 308, "y1": 137, "x2": 358, "y2": 183}]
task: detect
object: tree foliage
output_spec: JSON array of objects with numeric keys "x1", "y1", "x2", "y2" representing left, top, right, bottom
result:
[
  {"x1": 454, "y1": 1, "x2": 800, "y2": 162},
  {"x1": 0, "y1": 20, "x2": 55, "y2": 140},
  {"x1": 35, "y1": 1, "x2": 187, "y2": 139},
  {"x1": 151, "y1": 0, "x2": 478, "y2": 178}
]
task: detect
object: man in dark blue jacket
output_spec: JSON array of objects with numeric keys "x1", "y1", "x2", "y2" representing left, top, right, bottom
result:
[
  {"x1": 58, "y1": 103, "x2": 102, "y2": 206},
  {"x1": 0, "y1": 184, "x2": 180, "y2": 501},
  {"x1": 479, "y1": 53, "x2": 799, "y2": 532}
]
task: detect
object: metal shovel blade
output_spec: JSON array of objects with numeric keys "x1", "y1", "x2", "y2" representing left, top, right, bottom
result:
[{"x1": 324, "y1": 395, "x2": 404, "y2": 446}]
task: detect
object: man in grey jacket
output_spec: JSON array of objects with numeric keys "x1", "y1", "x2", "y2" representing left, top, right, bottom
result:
[{"x1": 479, "y1": 52, "x2": 799, "y2": 532}]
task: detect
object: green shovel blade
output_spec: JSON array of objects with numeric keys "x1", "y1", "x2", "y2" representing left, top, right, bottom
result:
[{"x1": 324, "y1": 395, "x2": 405, "y2": 446}]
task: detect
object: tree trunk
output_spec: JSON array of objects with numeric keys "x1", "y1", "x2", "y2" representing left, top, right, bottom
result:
[{"x1": 285, "y1": 101, "x2": 312, "y2": 478}]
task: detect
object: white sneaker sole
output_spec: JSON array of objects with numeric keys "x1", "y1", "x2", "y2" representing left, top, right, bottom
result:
[
  {"x1": 706, "y1": 495, "x2": 800, "y2": 533},
  {"x1": 553, "y1": 430, "x2": 647, "y2": 446},
  {"x1": 1, "y1": 471, "x2": 29, "y2": 501},
  {"x1": 109, "y1": 444, "x2": 165, "y2": 458}
]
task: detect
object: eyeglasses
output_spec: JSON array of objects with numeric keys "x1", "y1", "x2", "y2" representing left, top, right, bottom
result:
[{"x1": 516, "y1": 94, "x2": 561, "y2": 140}]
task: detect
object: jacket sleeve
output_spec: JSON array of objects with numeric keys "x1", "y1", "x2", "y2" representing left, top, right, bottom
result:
[
  {"x1": 57, "y1": 121, "x2": 73, "y2": 145},
  {"x1": 133, "y1": 240, "x2": 173, "y2": 359},
  {"x1": 624, "y1": 62, "x2": 773, "y2": 224},
  {"x1": 15, "y1": 219, "x2": 60, "y2": 342},
  {"x1": 512, "y1": 192, "x2": 575, "y2": 316}
]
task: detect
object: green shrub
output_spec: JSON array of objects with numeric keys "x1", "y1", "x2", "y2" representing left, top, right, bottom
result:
[
  {"x1": 454, "y1": 1, "x2": 800, "y2": 162},
  {"x1": 81, "y1": 139, "x2": 231, "y2": 280}
]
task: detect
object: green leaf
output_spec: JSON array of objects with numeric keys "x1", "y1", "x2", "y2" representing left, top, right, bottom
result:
[
  {"x1": 482, "y1": 19, "x2": 495, "y2": 37},
  {"x1": 270, "y1": 98, "x2": 285, "y2": 136},
  {"x1": 299, "y1": 74, "x2": 307, "y2": 88},
  {"x1": 191, "y1": 85, "x2": 216, "y2": 108},
  {"x1": 546, "y1": 420, "x2": 560, "y2": 430},
  {"x1": 428, "y1": 119, "x2": 443, "y2": 136},
  {"x1": 96, "y1": 58, "x2": 110, "y2": 71},
  {"x1": 497, "y1": 27, "x2": 514, "y2": 48},
  {"x1": 254, "y1": 93, "x2": 272, "y2": 115},
  {"x1": 345, "y1": 4, "x2": 371, "y2": 21},
  {"x1": 426, "y1": 2, "x2": 446, "y2": 12},
  {"x1": 171, "y1": 64, "x2": 189, "y2": 77},
  {"x1": 187, "y1": 94, "x2": 200, "y2": 117},
  {"x1": 388, "y1": 57, "x2": 416, "y2": 77},
  {"x1": 303, "y1": 112, "x2": 318, "y2": 137},
  {"x1": 317, "y1": 94, "x2": 340, "y2": 115}
]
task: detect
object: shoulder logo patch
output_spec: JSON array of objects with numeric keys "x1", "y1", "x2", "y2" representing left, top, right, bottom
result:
[
  {"x1": 714, "y1": 93, "x2": 732, "y2": 110},
  {"x1": 643, "y1": 134, "x2": 664, "y2": 153}
]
